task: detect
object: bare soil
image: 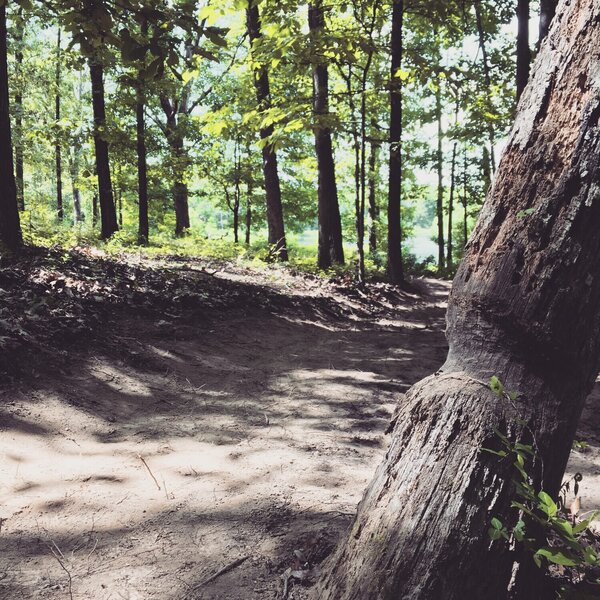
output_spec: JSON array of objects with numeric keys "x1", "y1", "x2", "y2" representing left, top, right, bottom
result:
[{"x1": 0, "y1": 254, "x2": 598, "y2": 600}]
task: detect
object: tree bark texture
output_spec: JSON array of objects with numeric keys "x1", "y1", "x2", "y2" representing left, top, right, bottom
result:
[
  {"x1": 309, "y1": 1, "x2": 344, "y2": 269},
  {"x1": 314, "y1": 1, "x2": 600, "y2": 598},
  {"x1": 246, "y1": 0, "x2": 288, "y2": 261},
  {"x1": 517, "y1": 0, "x2": 531, "y2": 101},
  {"x1": 387, "y1": 0, "x2": 404, "y2": 284},
  {"x1": 0, "y1": 6, "x2": 22, "y2": 252},
  {"x1": 89, "y1": 60, "x2": 118, "y2": 239}
]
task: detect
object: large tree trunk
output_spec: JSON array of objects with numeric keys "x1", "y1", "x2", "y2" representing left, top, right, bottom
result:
[
  {"x1": 246, "y1": 0, "x2": 288, "y2": 261},
  {"x1": 314, "y1": 1, "x2": 600, "y2": 598},
  {"x1": 309, "y1": 1, "x2": 344, "y2": 269},
  {"x1": 89, "y1": 60, "x2": 118, "y2": 239},
  {"x1": 539, "y1": 0, "x2": 557, "y2": 44},
  {"x1": 387, "y1": 0, "x2": 404, "y2": 284},
  {"x1": 516, "y1": 0, "x2": 531, "y2": 101},
  {"x1": 0, "y1": 5, "x2": 22, "y2": 252}
]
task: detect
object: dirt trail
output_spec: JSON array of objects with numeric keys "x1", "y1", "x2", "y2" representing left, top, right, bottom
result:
[{"x1": 0, "y1": 258, "x2": 598, "y2": 600}]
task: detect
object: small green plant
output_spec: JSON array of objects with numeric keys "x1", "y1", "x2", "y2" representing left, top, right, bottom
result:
[{"x1": 485, "y1": 378, "x2": 600, "y2": 598}]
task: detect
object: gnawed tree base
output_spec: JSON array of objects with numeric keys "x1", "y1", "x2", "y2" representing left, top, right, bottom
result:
[
  {"x1": 315, "y1": 369, "x2": 580, "y2": 600},
  {"x1": 314, "y1": 0, "x2": 600, "y2": 597}
]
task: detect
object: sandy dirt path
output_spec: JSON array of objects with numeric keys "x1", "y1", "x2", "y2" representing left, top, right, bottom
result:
[{"x1": 0, "y1": 263, "x2": 598, "y2": 600}]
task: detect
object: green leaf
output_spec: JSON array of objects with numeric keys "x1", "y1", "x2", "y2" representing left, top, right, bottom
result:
[
  {"x1": 534, "y1": 547, "x2": 579, "y2": 567},
  {"x1": 538, "y1": 491, "x2": 558, "y2": 518}
]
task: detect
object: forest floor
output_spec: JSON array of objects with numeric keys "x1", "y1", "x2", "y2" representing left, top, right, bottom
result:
[{"x1": 1, "y1": 247, "x2": 599, "y2": 600}]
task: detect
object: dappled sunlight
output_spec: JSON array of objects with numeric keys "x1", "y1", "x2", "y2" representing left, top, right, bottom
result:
[{"x1": 1, "y1": 271, "x2": 450, "y2": 599}]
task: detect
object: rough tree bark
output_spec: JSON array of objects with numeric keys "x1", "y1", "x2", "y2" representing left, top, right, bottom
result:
[
  {"x1": 387, "y1": 0, "x2": 404, "y2": 284},
  {"x1": 309, "y1": 0, "x2": 344, "y2": 269},
  {"x1": 0, "y1": 5, "x2": 22, "y2": 252},
  {"x1": 516, "y1": 0, "x2": 530, "y2": 101},
  {"x1": 246, "y1": 0, "x2": 288, "y2": 261},
  {"x1": 314, "y1": 1, "x2": 600, "y2": 598},
  {"x1": 89, "y1": 60, "x2": 118, "y2": 239}
]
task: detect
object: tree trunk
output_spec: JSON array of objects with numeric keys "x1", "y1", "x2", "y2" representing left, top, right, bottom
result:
[
  {"x1": 14, "y1": 7, "x2": 24, "y2": 212},
  {"x1": 314, "y1": 1, "x2": 600, "y2": 598},
  {"x1": 516, "y1": 0, "x2": 531, "y2": 101},
  {"x1": 89, "y1": 60, "x2": 118, "y2": 239},
  {"x1": 539, "y1": 0, "x2": 557, "y2": 44},
  {"x1": 368, "y1": 138, "x2": 379, "y2": 255},
  {"x1": 474, "y1": 2, "x2": 497, "y2": 174},
  {"x1": 70, "y1": 74, "x2": 84, "y2": 224},
  {"x1": 55, "y1": 27, "x2": 63, "y2": 221},
  {"x1": 309, "y1": 1, "x2": 344, "y2": 269},
  {"x1": 447, "y1": 141, "x2": 457, "y2": 272},
  {"x1": 387, "y1": 0, "x2": 404, "y2": 284},
  {"x1": 463, "y1": 148, "x2": 468, "y2": 247},
  {"x1": 0, "y1": 5, "x2": 22, "y2": 252},
  {"x1": 137, "y1": 91, "x2": 149, "y2": 244},
  {"x1": 435, "y1": 65, "x2": 445, "y2": 274},
  {"x1": 245, "y1": 179, "x2": 252, "y2": 246},
  {"x1": 92, "y1": 193, "x2": 98, "y2": 228},
  {"x1": 246, "y1": 0, "x2": 288, "y2": 261},
  {"x1": 160, "y1": 98, "x2": 191, "y2": 237}
]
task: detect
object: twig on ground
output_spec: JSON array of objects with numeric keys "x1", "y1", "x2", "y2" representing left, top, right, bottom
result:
[
  {"x1": 48, "y1": 543, "x2": 73, "y2": 600},
  {"x1": 138, "y1": 454, "x2": 161, "y2": 490},
  {"x1": 193, "y1": 555, "x2": 249, "y2": 590}
]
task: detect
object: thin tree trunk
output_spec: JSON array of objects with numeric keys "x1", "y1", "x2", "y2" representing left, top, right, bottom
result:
[
  {"x1": 55, "y1": 27, "x2": 63, "y2": 221},
  {"x1": 315, "y1": 2, "x2": 600, "y2": 598},
  {"x1": 343, "y1": 66, "x2": 363, "y2": 282},
  {"x1": 0, "y1": 5, "x2": 21, "y2": 252},
  {"x1": 246, "y1": 0, "x2": 288, "y2": 261},
  {"x1": 309, "y1": 1, "x2": 344, "y2": 269},
  {"x1": 463, "y1": 148, "x2": 468, "y2": 247},
  {"x1": 447, "y1": 141, "x2": 457, "y2": 272},
  {"x1": 136, "y1": 91, "x2": 149, "y2": 244},
  {"x1": 89, "y1": 60, "x2": 118, "y2": 239},
  {"x1": 92, "y1": 193, "x2": 98, "y2": 228},
  {"x1": 474, "y1": 2, "x2": 497, "y2": 174},
  {"x1": 539, "y1": 0, "x2": 557, "y2": 44},
  {"x1": 245, "y1": 178, "x2": 252, "y2": 246},
  {"x1": 14, "y1": 7, "x2": 24, "y2": 212},
  {"x1": 435, "y1": 65, "x2": 445, "y2": 274},
  {"x1": 368, "y1": 138, "x2": 379, "y2": 254},
  {"x1": 70, "y1": 73, "x2": 84, "y2": 224},
  {"x1": 516, "y1": 0, "x2": 531, "y2": 101},
  {"x1": 233, "y1": 139, "x2": 241, "y2": 244},
  {"x1": 387, "y1": 0, "x2": 404, "y2": 284}
]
